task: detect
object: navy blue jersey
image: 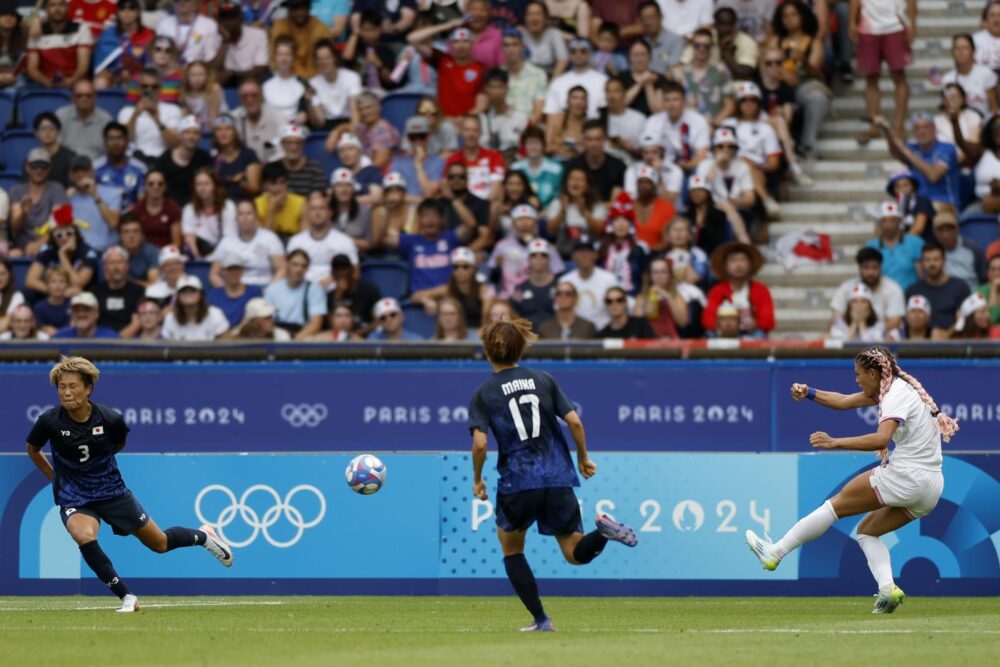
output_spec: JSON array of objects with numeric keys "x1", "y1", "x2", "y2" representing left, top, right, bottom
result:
[
  {"x1": 26, "y1": 402, "x2": 130, "y2": 507},
  {"x1": 468, "y1": 366, "x2": 579, "y2": 494}
]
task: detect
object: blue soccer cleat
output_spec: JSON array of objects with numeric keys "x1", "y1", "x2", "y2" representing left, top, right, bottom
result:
[
  {"x1": 596, "y1": 514, "x2": 638, "y2": 547},
  {"x1": 520, "y1": 617, "x2": 555, "y2": 632}
]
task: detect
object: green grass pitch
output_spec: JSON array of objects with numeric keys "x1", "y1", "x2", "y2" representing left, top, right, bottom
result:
[{"x1": 1, "y1": 596, "x2": 997, "y2": 666}]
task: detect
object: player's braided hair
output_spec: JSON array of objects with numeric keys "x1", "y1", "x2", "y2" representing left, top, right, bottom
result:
[{"x1": 855, "y1": 346, "x2": 959, "y2": 442}]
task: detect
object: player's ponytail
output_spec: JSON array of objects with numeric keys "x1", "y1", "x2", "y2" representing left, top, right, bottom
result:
[{"x1": 480, "y1": 317, "x2": 538, "y2": 366}]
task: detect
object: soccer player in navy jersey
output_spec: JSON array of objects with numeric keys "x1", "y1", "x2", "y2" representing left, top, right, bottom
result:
[
  {"x1": 469, "y1": 318, "x2": 638, "y2": 632},
  {"x1": 26, "y1": 356, "x2": 233, "y2": 613}
]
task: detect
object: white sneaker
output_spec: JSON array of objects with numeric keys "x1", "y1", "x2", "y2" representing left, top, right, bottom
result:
[
  {"x1": 200, "y1": 524, "x2": 234, "y2": 568},
  {"x1": 745, "y1": 529, "x2": 780, "y2": 571},
  {"x1": 116, "y1": 594, "x2": 139, "y2": 613}
]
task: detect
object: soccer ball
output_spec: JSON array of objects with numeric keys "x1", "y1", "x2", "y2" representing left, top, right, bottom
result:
[{"x1": 345, "y1": 454, "x2": 386, "y2": 495}]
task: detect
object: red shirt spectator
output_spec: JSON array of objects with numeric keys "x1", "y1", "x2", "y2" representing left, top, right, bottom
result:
[
  {"x1": 27, "y1": 1, "x2": 93, "y2": 86},
  {"x1": 444, "y1": 116, "x2": 505, "y2": 201},
  {"x1": 408, "y1": 23, "x2": 486, "y2": 119},
  {"x1": 69, "y1": 0, "x2": 116, "y2": 39},
  {"x1": 702, "y1": 242, "x2": 775, "y2": 335}
]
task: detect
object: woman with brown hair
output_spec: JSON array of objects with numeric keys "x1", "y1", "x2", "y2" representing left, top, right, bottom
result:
[
  {"x1": 160, "y1": 275, "x2": 229, "y2": 340},
  {"x1": 434, "y1": 296, "x2": 476, "y2": 341},
  {"x1": 634, "y1": 257, "x2": 689, "y2": 340},
  {"x1": 212, "y1": 114, "x2": 262, "y2": 201},
  {"x1": 181, "y1": 167, "x2": 237, "y2": 258},
  {"x1": 129, "y1": 169, "x2": 182, "y2": 248}
]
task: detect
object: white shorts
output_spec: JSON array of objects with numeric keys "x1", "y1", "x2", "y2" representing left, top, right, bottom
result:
[{"x1": 869, "y1": 464, "x2": 943, "y2": 519}]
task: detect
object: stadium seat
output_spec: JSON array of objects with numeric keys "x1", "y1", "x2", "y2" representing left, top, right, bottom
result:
[
  {"x1": 186, "y1": 260, "x2": 212, "y2": 287},
  {"x1": 379, "y1": 93, "x2": 422, "y2": 135},
  {"x1": 198, "y1": 131, "x2": 214, "y2": 153},
  {"x1": 361, "y1": 260, "x2": 407, "y2": 301},
  {"x1": 958, "y1": 214, "x2": 999, "y2": 250},
  {"x1": 0, "y1": 91, "x2": 14, "y2": 130},
  {"x1": 1, "y1": 130, "x2": 39, "y2": 173},
  {"x1": 18, "y1": 89, "x2": 71, "y2": 128},
  {"x1": 304, "y1": 134, "x2": 339, "y2": 179},
  {"x1": 0, "y1": 170, "x2": 22, "y2": 192},
  {"x1": 96, "y1": 89, "x2": 127, "y2": 119},
  {"x1": 9, "y1": 257, "x2": 31, "y2": 289},
  {"x1": 223, "y1": 87, "x2": 241, "y2": 112},
  {"x1": 401, "y1": 301, "x2": 436, "y2": 339}
]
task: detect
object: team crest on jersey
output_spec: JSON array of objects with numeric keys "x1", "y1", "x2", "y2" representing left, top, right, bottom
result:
[
  {"x1": 437, "y1": 240, "x2": 448, "y2": 252},
  {"x1": 92, "y1": 426, "x2": 104, "y2": 435},
  {"x1": 65, "y1": 508, "x2": 76, "y2": 516},
  {"x1": 465, "y1": 70, "x2": 478, "y2": 83},
  {"x1": 125, "y1": 173, "x2": 137, "y2": 188}
]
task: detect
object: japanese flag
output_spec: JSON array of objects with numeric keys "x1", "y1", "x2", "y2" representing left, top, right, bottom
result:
[{"x1": 92, "y1": 426, "x2": 104, "y2": 436}]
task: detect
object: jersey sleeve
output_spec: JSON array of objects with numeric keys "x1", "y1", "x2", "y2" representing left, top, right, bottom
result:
[
  {"x1": 26, "y1": 413, "x2": 52, "y2": 449},
  {"x1": 467, "y1": 389, "x2": 490, "y2": 435},
  {"x1": 879, "y1": 383, "x2": 912, "y2": 426},
  {"x1": 545, "y1": 372, "x2": 576, "y2": 419},
  {"x1": 107, "y1": 409, "x2": 130, "y2": 445}
]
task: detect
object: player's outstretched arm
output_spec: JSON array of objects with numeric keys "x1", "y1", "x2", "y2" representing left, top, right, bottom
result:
[
  {"x1": 791, "y1": 383, "x2": 876, "y2": 411},
  {"x1": 26, "y1": 444, "x2": 53, "y2": 481},
  {"x1": 471, "y1": 430, "x2": 489, "y2": 500},
  {"x1": 810, "y1": 420, "x2": 899, "y2": 452},
  {"x1": 563, "y1": 411, "x2": 596, "y2": 479}
]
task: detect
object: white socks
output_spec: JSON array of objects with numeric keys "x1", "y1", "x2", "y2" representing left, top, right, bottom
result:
[
  {"x1": 857, "y1": 534, "x2": 895, "y2": 594},
  {"x1": 773, "y1": 500, "x2": 838, "y2": 559}
]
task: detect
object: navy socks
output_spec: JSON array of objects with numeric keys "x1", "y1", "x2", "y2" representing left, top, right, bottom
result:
[
  {"x1": 503, "y1": 554, "x2": 546, "y2": 622},
  {"x1": 79, "y1": 540, "x2": 130, "y2": 599}
]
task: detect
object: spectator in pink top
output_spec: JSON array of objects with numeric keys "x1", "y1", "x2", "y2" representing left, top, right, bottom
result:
[{"x1": 466, "y1": 0, "x2": 506, "y2": 68}]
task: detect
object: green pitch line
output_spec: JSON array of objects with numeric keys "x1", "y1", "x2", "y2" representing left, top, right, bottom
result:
[{"x1": 0, "y1": 597, "x2": 997, "y2": 667}]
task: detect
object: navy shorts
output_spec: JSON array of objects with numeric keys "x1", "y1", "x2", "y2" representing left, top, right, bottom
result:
[
  {"x1": 60, "y1": 491, "x2": 149, "y2": 537},
  {"x1": 495, "y1": 487, "x2": 583, "y2": 536}
]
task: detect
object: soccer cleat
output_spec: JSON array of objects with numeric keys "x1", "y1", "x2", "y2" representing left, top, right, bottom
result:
[
  {"x1": 200, "y1": 524, "x2": 234, "y2": 568},
  {"x1": 116, "y1": 594, "x2": 139, "y2": 613},
  {"x1": 872, "y1": 586, "x2": 905, "y2": 614},
  {"x1": 520, "y1": 617, "x2": 555, "y2": 632},
  {"x1": 745, "y1": 529, "x2": 780, "y2": 571},
  {"x1": 596, "y1": 514, "x2": 638, "y2": 547}
]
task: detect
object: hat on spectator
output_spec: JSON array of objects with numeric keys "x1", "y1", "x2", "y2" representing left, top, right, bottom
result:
[
  {"x1": 373, "y1": 297, "x2": 402, "y2": 320},
  {"x1": 568, "y1": 38, "x2": 592, "y2": 51},
  {"x1": 450, "y1": 27, "x2": 473, "y2": 42},
  {"x1": 337, "y1": 132, "x2": 362, "y2": 149},
  {"x1": 244, "y1": 297, "x2": 275, "y2": 319},
  {"x1": 712, "y1": 127, "x2": 738, "y2": 147},
  {"x1": 634, "y1": 163, "x2": 659, "y2": 184},
  {"x1": 70, "y1": 154, "x2": 93, "y2": 172},
  {"x1": 383, "y1": 172, "x2": 407, "y2": 190},
  {"x1": 710, "y1": 241, "x2": 764, "y2": 280},
  {"x1": 932, "y1": 210, "x2": 959, "y2": 229},
  {"x1": 404, "y1": 116, "x2": 431, "y2": 136},
  {"x1": 609, "y1": 192, "x2": 635, "y2": 222},
  {"x1": 906, "y1": 294, "x2": 932, "y2": 316},
  {"x1": 178, "y1": 115, "x2": 201, "y2": 133},
  {"x1": 955, "y1": 292, "x2": 988, "y2": 332},
  {"x1": 26, "y1": 147, "x2": 51, "y2": 165},
  {"x1": 220, "y1": 252, "x2": 247, "y2": 269},
  {"x1": 38, "y1": 203, "x2": 88, "y2": 236},
  {"x1": 735, "y1": 81, "x2": 762, "y2": 100},
  {"x1": 69, "y1": 292, "x2": 99, "y2": 309},
  {"x1": 330, "y1": 168, "x2": 358, "y2": 188},
  {"x1": 717, "y1": 301, "x2": 740, "y2": 318},
  {"x1": 527, "y1": 238, "x2": 551, "y2": 257},
  {"x1": 639, "y1": 133, "x2": 662, "y2": 150},
  {"x1": 450, "y1": 247, "x2": 476, "y2": 266},
  {"x1": 847, "y1": 283, "x2": 874, "y2": 304},
  {"x1": 876, "y1": 201, "x2": 902, "y2": 220},
  {"x1": 213, "y1": 113, "x2": 237, "y2": 129},
  {"x1": 158, "y1": 245, "x2": 187, "y2": 265},
  {"x1": 688, "y1": 174, "x2": 710, "y2": 193},
  {"x1": 279, "y1": 122, "x2": 308, "y2": 141},
  {"x1": 511, "y1": 204, "x2": 538, "y2": 221},
  {"x1": 571, "y1": 234, "x2": 598, "y2": 253},
  {"x1": 331, "y1": 254, "x2": 354, "y2": 270},
  {"x1": 667, "y1": 248, "x2": 691, "y2": 270},
  {"x1": 176, "y1": 275, "x2": 203, "y2": 292},
  {"x1": 885, "y1": 169, "x2": 919, "y2": 195}
]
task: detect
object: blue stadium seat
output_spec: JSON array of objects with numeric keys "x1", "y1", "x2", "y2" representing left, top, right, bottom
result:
[
  {"x1": 401, "y1": 301, "x2": 436, "y2": 339},
  {"x1": 9, "y1": 257, "x2": 31, "y2": 290},
  {"x1": 223, "y1": 87, "x2": 241, "y2": 112},
  {"x1": 0, "y1": 91, "x2": 14, "y2": 130},
  {"x1": 379, "y1": 93, "x2": 422, "y2": 135},
  {"x1": 96, "y1": 89, "x2": 127, "y2": 119},
  {"x1": 304, "y1": 134, "x2": 339, "y2": 179},
  {"x1": 959, "y1": 214, "x2": 999, "y2": 250},
  {"x1": 186, "y1": 260, "x2": 212, "y2": 287},
  {"x1": 1, "y1": 129, "x2": 39, "y2": 173},
  {"x1": 361, "y1": 260, "x2": 407, "y2": 301},
  {"x1": 18, "y1": 89, "x2": 71, "y2": 128},
  {"x1": 198, "y1": 131, "x2": 214, "y2": 153},
  {"x1": 0, "y1": 170, "x2": 22, "y2": 192}
]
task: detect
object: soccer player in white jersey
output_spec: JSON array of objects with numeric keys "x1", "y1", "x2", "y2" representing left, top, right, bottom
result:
[{"x1": 745, "y1": 346, "x2": 959, "y2": 614}]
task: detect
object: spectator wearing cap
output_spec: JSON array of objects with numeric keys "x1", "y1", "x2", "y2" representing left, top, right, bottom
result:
[
  {"x1": 236, "y1": 297, "x2": 292, "y2": 341},
  {"x1": 443, "y1": 117, "x2": 506, "y2": 204},
  {"x1": 932, "y1": 210, "x2": 987, "y2": 290},
  {"x1": 161, "y1": 275, "x2": 229, "y2": 340},
  {"x1": 546, "y1": 166, "x2": 608, "y2": 257},
  {"x1": 488, "y1": 204, "x2": 564, "y2": 298},
  {"x1": 153, "y1": 114, "x2": 213, "y2": 206},
  {"x1": 132, "y1": 297, "x2": 162, "y2": 340},
  {"x1": 306, "y1": 40, "x2": 361, "y2": 130},
  {"x1": 342, "y1": 11, "x2": 400, "y2": 97},
  {"x1": 9, "y1": 148, "x2": 71, "y2": 255},
  {"x1": 886, "y1": 170, "x2": 934, "y2": 240},
  {"x1": 264, "y1": 249, "x2": 327, "y2": 339},
  {"x1": 976, "y1": 254, "x2": 1000, "y2": 325},
  {"x1": 500, "y1": 28, "x2": 547, "y2": 126},
  {"x1": 23, "y1": 205, "x2": 97, "y2": 299},
  {"x1": 622, "y1": 135, "x2": 680, "y2": 204},
  {"x1": 510, "y1": 127, "x2": 563, "y2": 210},
  {"x1": 636, "y1": 2, "x2": 685, "y2": 75},
  {"x1": 605, "y1": 76, "x2": 646, "y2": 157},
  {"x1": 92, "y1": 245, "x2": 144, "y2": 336},
  {"x1": 372, "y1": 172, "x2": 418, "y2": 243},
  {"x1": 390, "y1": 118, "x2": 446, "y2": 200},
  {"x1": 686, "y1": 174, "x2": 731, "y2": 257},
  {"x1": 288, "y1": 191, "x2": 360, "y2": 288},
  {"x1": 212, "y1": 0, "x2": 270, "y2": 88},
  {"x1": 272, "y1": 122, "x2": 327, "y2": 197},
  {"x1": 702, "y1": 242, "x2": 774, "y2": 337},
  {"x1": 830, "y1": 247, "x2": 905, "y2": 332},
  {"x1": 479, "y1": 69, "x2": 528, "y2": 159},
  {"x1": 828, "y1": 283, "x2": 888, "y2": 342},
  {"x1": 634, "y1": 256, "x2": 689, "y2": 340},
  {"x1": 695, "y1": 127, "x2": 753, "y2": 243},
  {"x1": 560, "y1": 235, "x2": 620, "y2": 329},
  {"x1": 144, "y1": 244, "x2": 188, "y2": 304},
  {"x1": 904, "y1": 240, "x2": 972, "y2": 338},
  {"x1": 56, "y1": 79, "x2": 112, "y2": 162},
  {"x1": 67, "y1": 155, "x2": 121, "y2": 253},
  {"x1": 328, "y1": 133, "x2": 384, "y2": 204},
  {"x1": 898, "y1": 294, "x2": 932, "y2": 340},
  {"x1": 880, "y1": 112, "x2": 961, "y2": 212},
  {"x1": 566, "y1": 120, "x2": 627, "y2": 202},
  {"x1": 92, "y1": 0, "x2": 155, "y2": 91},
  {"x1": 329, "y1": 168, "x2": 376, "y2": 253},
  {"x1": 116, "y1": 217, "x2": 160, "y2": 286},
  {"x1": 34, "y1": 266, "x2": 72, "y2": 334},
  {"x1": 952, "y1": 292, "x2": 997, "y2": 339},
  {"x1": 537, "y1": 280, "x2": 597, "y2": 340},
  {"x1": 631, "y1": 168, "x2": 677, "y2": 253},
  {"x1": 263, "y1": 36, "x2": 309, "y2": 124},
  {"x1": 730, "y1": 81, "x2": 783, "y2": 219},
  {"x1": 511, "y1": 238, "x2": 558, "y2": 328},
  {"x1": 598, "y1": 285, "x2": 656, "y2": 339},
  {"x1": 436, "y1": 245, "x2": 495, "y2": 327},
  {"x1": 118, "y1": 68, "x2": 184, "y2": 165},
  {"x1": 154, "y1": 0, "x2": 219, "y2": 65},
  {"x1": 26, "y1": 0, "x2": 93, "y2": 89},
  {"x1": 231, "y1": 78, "x2": 286, "y2": 164},
  {"x1": 599, "y1": 195, "x2": 649, "y2": 294},
  {"x1": 544, "y1": 38, "x2": 607, "y2": 121},
  {"x1": 369, "y1": 297, "x2": 423, "y2": 340},
  {"x1": 519, "y1": 2, "x2": 568, "y2": 76},
  {"x1": 712, "y1": 301, "x2": 742, "y2": 338},
  {"x1": 864, "y1": 201, "x2": 925, "y2": 291},
  {"x1": 212, "y1": 114, "x2": 262, "y2": 202},
  {"x1": 343, "y1": 92, "x2": 400, "y2": 172},
  {"x1": 673, "y1": 28, "x2": 733, "y2": 124},
  {"x1": 207, "y1": 251, "x2": 263, "y2": 328},
  {"x1": 210, "y1": 200, "x2": 285, "y2": 287},
  {"x1": 94, "y1": 122, "x2": 148, "y2": 212},
  {"x1": 407, "y1": 20, "x2": 487, "y2": 120},
  {"x1": 643, "y1": 80, "x2": 710, "y2": 172},
  {"x1": 942, "y1": 34, "x2": 998, "y2": 118},
  {"x1": 267, "y1": 0, "x2": 329, "y2": 79},
  {"x1": 130, "y1": 169, "x2": 182, "y2": 249},
  {"x1": 32, "y1": 112, "x2": 77, "y2": 188},
  {"x1": 52, "y1": 292, "x2": 120, "y2": 338},
  {"x1": 329, "y1": 253, "x2": 381, "y2": 333}
]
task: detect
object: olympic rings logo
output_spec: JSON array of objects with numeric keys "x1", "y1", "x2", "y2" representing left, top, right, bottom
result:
[
  {"x1": 26, "y1": 405, "x2": 55, "y2": 422},
  {"x1": 280, "y1": 403, "x2": 329, "y2": 428},
  {"x1": 194, "y1": 484, "x2": 327, "y2": 548}
]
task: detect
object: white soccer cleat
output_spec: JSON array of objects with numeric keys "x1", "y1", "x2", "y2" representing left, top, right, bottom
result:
[
  {"x1": 872, "y1": 586, "x2": 905, "y2": 614},
  {"x1": 200, "y1": 524, "x2": 234, "y2": 568},
  {"x1": 116, "y1": 594, "x2": 139, "y2": 613},
  {"x1": 745, "y1": 529, "x2": 780, "y2": 571}
]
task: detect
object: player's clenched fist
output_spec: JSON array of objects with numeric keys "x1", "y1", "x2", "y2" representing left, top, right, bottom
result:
[{"x1": 791, "y1": 383, "x2": 810, "y2": 401}]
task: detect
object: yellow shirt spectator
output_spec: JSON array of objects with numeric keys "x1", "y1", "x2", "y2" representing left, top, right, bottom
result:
[{"x1": 255, "y1": 192, "x2": 306, "y2": 237}]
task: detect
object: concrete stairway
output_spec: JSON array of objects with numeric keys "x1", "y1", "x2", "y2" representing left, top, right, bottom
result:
[{"x1": 759, "y1": 0, "x2": 980, "y2": 338}]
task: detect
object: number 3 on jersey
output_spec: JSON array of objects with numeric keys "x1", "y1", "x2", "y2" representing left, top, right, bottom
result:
[
  {"x1": 77, "y1": 445, "x2": 90, "y2": 462},
  {"x1": 508, "y1": 394, "x2": 541, "y2": 441}
]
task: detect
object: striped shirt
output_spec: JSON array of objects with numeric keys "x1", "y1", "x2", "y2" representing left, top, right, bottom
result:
[{"x1": 28, "y1": 21, "x2": 93, "y2": 81}]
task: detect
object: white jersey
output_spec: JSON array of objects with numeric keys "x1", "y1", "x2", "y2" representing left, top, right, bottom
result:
[
  {"x1": 287, "y1": 228, "x2": 360, "y2": 284},
  {"x1": 880, "y1": 377, "x2": 942, "y2": 471},
  {"x1": 732, "y1": 119, "x2": 782, "y2": 167},
  {"x1": 642, "y1": 109, "x2": 711, "y2": 164}
]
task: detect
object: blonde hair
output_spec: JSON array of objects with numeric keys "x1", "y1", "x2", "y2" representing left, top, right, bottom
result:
[
  {"x1": 480, "y1": 317, "x2": 538, "y2": 365},
  {"x1": 49, "y1": 356, "x2": 100, "y2": 388},
  {"x1": 43, "y1": 265, "x2": 71, "y2": 285}
]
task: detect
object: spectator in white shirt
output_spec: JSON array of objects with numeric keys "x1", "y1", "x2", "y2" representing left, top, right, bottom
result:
[
  {"x1": 181, "y1": 168, "x2": 238, "y2": 259},
  {"x1": 730, "y1": 81, "x2": 783, "y2": 219},
  {"x1": 560, "y1": 235, "x2": 620, "y2": 329},
  {"x1": 263, "y1": 36, "x2": 308, "y2": 124},
  {"x1": 307, "y1": 40, "x2": 362, "y2": 130},
  {"x1": 830, "y1": 246, "x2": 906, "y2": 331},
  {"x1": 942, "y1": 34, "x2": 999, "y2": 117},
  {"x1": 156, "y1": 0, "x2": 221, "y2": 65},
  {"x1": 656, "y1": 0, "x2": 714, "y2": 39},
  {"x1": 642, "y1": 80, "x2": 710, "y2": 171},
  {"x1": 973, "y1": 2, "x2": 1000, "y2": 72},
  {"x1": 208, "y1": 200, "x2": 286, "y2": 288},
  {"x1": 695, "y1": 127, "x2": 753, "y2": 242},
  {"x1": 544, "y1": 38, "x2": 608, "y2": 120},
  {"x1": 118, "y1": 68, "x2": 183, "y2": 163},
  {"x1": 605, "y1": 76, "x2": 646, "y2": 158},
  {"x1": 231, "y1": 78, "x2": 286, "y2": 164},
  {"x1": 287, "y1": 191, "x2": 360, "y2": 288},
  {"x1": 161, "y1": 275, "x2": 230, "y2": 340}
]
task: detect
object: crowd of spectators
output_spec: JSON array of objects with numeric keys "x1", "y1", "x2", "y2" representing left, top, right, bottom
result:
[{"x1": 0, "y1": 0, "x2": 997, "y2": 344}]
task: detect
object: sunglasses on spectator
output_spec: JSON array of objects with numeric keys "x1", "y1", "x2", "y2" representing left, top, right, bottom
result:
[
  {"x1": 28, "y1": 161, "x2": 50, "y2": 170},
  {"x1": 605, "y1": 296, "x2": 627, "y2": 305}
]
